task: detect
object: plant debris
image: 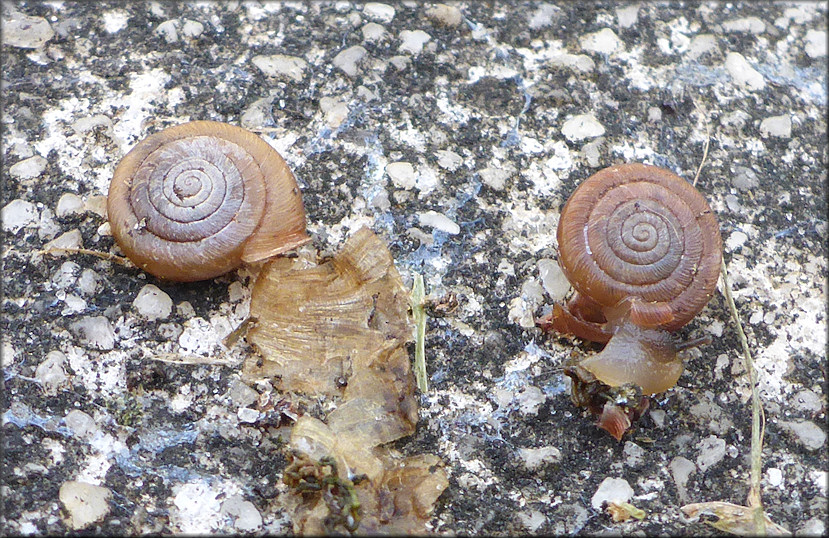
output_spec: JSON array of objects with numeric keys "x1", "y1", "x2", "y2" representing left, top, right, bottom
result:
[
  {"x1": 244, "y1": 227, "x2": 447, "y2": 534},
  {"x1": 681, "y1": 501, "x2": 791, "y2": 536}
]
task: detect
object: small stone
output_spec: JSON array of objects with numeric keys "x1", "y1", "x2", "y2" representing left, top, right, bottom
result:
[
  {"x1": 549, "y1": 53, "x2": 595, "y2": 73},
  {"x1": 69, "y1": 316, "x2": 116, "y2": 350},
  {"x1": 2, "y1": 199, "x2": 38, "y2": 233},
  {"x1": 722, "y1": 16, "x2": 766, "y2": 34},
  {"x1": 59, "y1": 481, "x2": 112, "y2": 530},
  {"x1": 732, "y1": 166, "x2": 759, "y2": 190},
  {"x1": 790, "y1": 389, "x2": 823, "y2": 413},
  {"x1": 759, "y1": 115, "x2": 792, "y2": 138},
  {"x1": 45, "y1": 229, "x2": 84, "y2": 251},
  {"x1": 361, "y1": 22, "x2": 387, "y2": 42},
  {"x1": 479, "y1": 167, "x2": 511, "y2": 191},
  {"x1": 591, "y1": 477, "x2": 634, "y2": 510},
  {"x1": 419, "y1": 211, "x2": 460, "y2": 235},
  {"x1": 177, "y1": 301, "x2": 196, "y2": 318},
  {"x1": 580, "y1": 28, "x2": 622, "y2": 55},
  {"x1": 805, "y1": 29, "x2": 827, "y2": 58},
  {"x1": 725, "y1": 52, "x2": 766, "y2": 91},
  {"x1": 85, "y1": 195, "x2": 108, "y2": 218},
  {"x1": 623, "y1": 442, "x2": 645, "y2": 467},
  {"x1": 64, "y1": 410, "x2": 99, "y2": 439},
  {"x1": 725, "y1": 230, "x2": 747, "y2": 252},
  {"x1": 518, "y1": 446, "x2": 561, "y2": 470},
  {"x1": 616, "y1": 4, "x2": 640, "y2": 28},
  {"x1": 35, "y1": 351, "x2": 68, "y2": 394},
  {"x1": 221, "y1": 494, "x2": 263, "y2": 532},
  {"x1": 399, "y1": 30, "x2": 431, "y2": 55},
  {"x1": 133, "y1": 284, "x2": 173, "y2": 321},
  {"x1": 319, "y1": 97, "x2": 349, "y2": 129},
  {"x1": 251, "y1": 54, "x2": 307, "y2": 82},
  {"x1": 527, "y1": 4, "x2": 558, "y2": 30},
  {"x1": 649, "y1": 409, "x2": 667, "y2": 428},
  {"x1": 696, "y1": 435, "x2": 726, "y2": 472},
  {"x1": 425, "y1": 4, "x2": 463, "y2": 27},
  {"x1": 435, "y1": 149, "x2": 463, "y2": 171},
  {"x1": 363, "y1": 2, "x2": 395, "y2": 23},
  {"x1": 766, "y1": 467, "x2": 784, "y2": 488},
  {"x1": 779, "y1": 420, "x2": 826, "y2": 451},
  {"x1": 687, "y1": 34, "x2": 718, "y2": 60},
  {"x1": 518, "y1": 510, "x2": 546, "y2": 532},
  {"x1": 3, "y1": 13, "x2": 54, "y2": 49},
  {"x1": 332, "y1": 45, "x2": 367, "y2": 78},
  {"x1": 561, "y1": 114, "x2": 606, "y2": 141},
  {"x1": 240, "y1": 96, "x2": 273, "y2": 129},
  {"x1": 797, "y1": 517, "x2": 826, "y2": 537},
  {"x1": 156, "y1": 19, "x2": 179, "y2": 43},
  {"x1": 538, "y1": 259, "x2": 570, "y2": 301},
  {"x1": 669, "y1": 456, "x2": 695, "y2": 503},
  {"x1": 52, "y1": 261, "x2": 81, "y2": 289},
  {"x1": 227, "y1": 379, "x2": 259, "y2": 408},
  {"x1": 181, "y1": 19, "x2": 204, "y2": 38},
  {"x1": 9, "y1": 155, "x2": 47, "y2": 179},
  {"x1": 517, "y1": 385, "x2": 545, "y2": 415},
  {"x1": 386, "y1": 162, "x2": 417, "y2": 189},
  {"x1": 56, "y1": 193, "x2": 85, "y2": 218},
  {"x1": 237, "y1": 407, "x2": 260, "y2": 423}
]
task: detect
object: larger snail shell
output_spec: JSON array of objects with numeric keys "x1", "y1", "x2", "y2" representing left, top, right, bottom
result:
[
  {"x1": 107, "y1": 121, "x2": 310, "y2": 282},
  {"x1": 557, "y1": 163, "x2": 722, "y2": 332}
]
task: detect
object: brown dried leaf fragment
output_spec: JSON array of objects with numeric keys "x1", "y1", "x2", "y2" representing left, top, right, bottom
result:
[{"x1": 681, "y1": 501, "x2": 791, "y2": 536}]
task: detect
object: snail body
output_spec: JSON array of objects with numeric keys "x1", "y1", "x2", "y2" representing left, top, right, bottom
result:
[
  {"x1": 107, "y1": 121, "x2": 309, "y2": 281},
  {"x1": 538, "y1": 163, "x2": 722, "y2": 439}
]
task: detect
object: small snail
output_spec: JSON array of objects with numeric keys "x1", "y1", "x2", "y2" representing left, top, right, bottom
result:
[
  {"x1": 107, "y1": 121, "x2": 310, "y2": 281},
  {"x1": 538, "y1": 163, "x2": 722, "y2": 439}
]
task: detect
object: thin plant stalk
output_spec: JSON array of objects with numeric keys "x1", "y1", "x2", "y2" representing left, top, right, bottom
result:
[{"x1": 411, "y1": 273, "x2": 428, "y2": 392}]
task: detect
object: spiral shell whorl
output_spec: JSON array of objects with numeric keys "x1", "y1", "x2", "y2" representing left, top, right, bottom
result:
[
  {"x1": 108, "y1": 121, "x2": 309, "y2": 281},
  {"x1": 557, "y1": 163, "x2": 722, "y2": 331}
]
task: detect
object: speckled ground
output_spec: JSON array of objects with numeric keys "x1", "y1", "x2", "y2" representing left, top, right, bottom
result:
[{"x1": 2, "y1": 1, "x2": 827, "y2": 535}]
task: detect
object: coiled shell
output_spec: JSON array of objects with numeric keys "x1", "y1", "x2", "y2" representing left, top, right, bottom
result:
[
  {"x1": 107, "y1": 121, "x2": 309, "y2": 281},
  {"x1": 557, "y1": 163, "x2": 722, "y2": 331}
]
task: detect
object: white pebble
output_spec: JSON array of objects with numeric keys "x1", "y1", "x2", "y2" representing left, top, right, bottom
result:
[
  {"x1": 518, "y1": 446, "x2": 561, "y2": 470},
  {"x1": 479, "y1": 167, "x2": 511, "y2": 191},
  {"x1": 59, "y1": 481, "x2": 112, "y2": 530},
  {"x1": 156, "y1": 19, "x2": 179, "y2": 43},
  {"x1": 78, "y1": 269, "x2": 100, "y2": 296},
  {"x1": 759, "y1": 115, "x2": 792, "y2": 138},
  {"x1": 45, "y1": 229, "x2": 84, "y2": 251},
  {"x1": 591, "y1": 477, "x2": 634, "y2": 510},
  {"x1": 725, "y1": 230, "x2": 748, "y2": 252},
  {"x1": 35, "y1": 351, "x2": 68, "y2": 394},
  {"x1": 251, "y1": 54, "x2": 307, "y2": 82},
  {"x1": 181, "y1": 19, "x2": 204, "y2": 38},
  {"x1": 3, "y1": 13, "x2": 54, "y2": 49},
  {"x1": 766, "y1": 467, "x2": 784, "y2": 488},
  {"x1": 56, "y1": 193, "x2": 85, "y2": 218},
  {"x1": 549, "y1": 53, "x2": 595, "y2": 73},
  {"x1": 537, "y1": 259, "x2": 570, "y2": 301},
  {"x1": 687, "y1": 34, "x2": 718, "y2": 60},
  {"x1": 2, "y1": 199, "x2": 38, "y2": 233},
  {"x1": 696, "y1": 435, "x2": 726, "y2": 472},
  {"x1": 725, "y1": 52, "x2": 766, "y2": 91},
  {"x1": 361, "y1": 22, "x2": 386, "y2": 42},
  {"x1": 805, "y1": 29, "x2": 827, "y2": 58},
  {"x1": 616, "y1": 4, "x2": 640, "y2": 28},
  {"x1": 561, "y1": 113, "x2": 606, "y2": 141},
  {"x1": 425, "y1": 4, "x2": 463, "y2": 27},
  {"x1": 722, "y1": 16, "x2": 766, "y2": 34},
  {"x1": 133, "y1": 284, "x2": 173, "y2": 321},
  {"x1": 220, "y1": 494, "x2": 263, "y2": 532},
  {"x1": 779, "y1": 420, "x2": 826, "y2": 451},
  {"x1": 419, "y1": 211, "x2": 460, "y2": 235},
  {"x1": 790, "y1": 389, "x2": 823, "y2": 413},
  {"x1": 399, "y1": 30, "x2": 431, "y2": 55},
  {"x1": 69, "y1": 316, "x2": 116, "y2": 350},
  {"x1": 386, "y1": 161, "x2": 417, "y2": 189},
  {"x1": 332, "y1": 45, "x2": 367, "y2": 78},
  {"x1": 580, "y1": 28, "x2": 622, "y2": 55},
  {"x1": 64, "y1": 410, "x2": 99, "y2": 439},
  {"x1": 237, "y1": 407, "x2": 260, "y2": 423},
  {"x1": 435, "y1": 150, "x2": 463, "y2": 171},
  {"x1": 9, "y1": 155, "x2": 47, "y2": 179},
  {"x1": 363, "y1": 2, "x2": 395, "y2": 23}
]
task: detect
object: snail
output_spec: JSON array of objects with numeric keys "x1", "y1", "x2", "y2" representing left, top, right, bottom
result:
[
  {"x1": 537, "y1": 163, "x2": 722, "y2": 440},
  {"x1": 107, "y1": 121, "x2": 310, "y2": 281}
]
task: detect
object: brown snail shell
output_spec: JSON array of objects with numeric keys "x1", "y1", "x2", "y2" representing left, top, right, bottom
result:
[
  {"x1": 540, "y1": 162, "x2": 722, "y2": 395},
  {"x1": 107, "y1": 121, "x2": 310, "y2": 281}
]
